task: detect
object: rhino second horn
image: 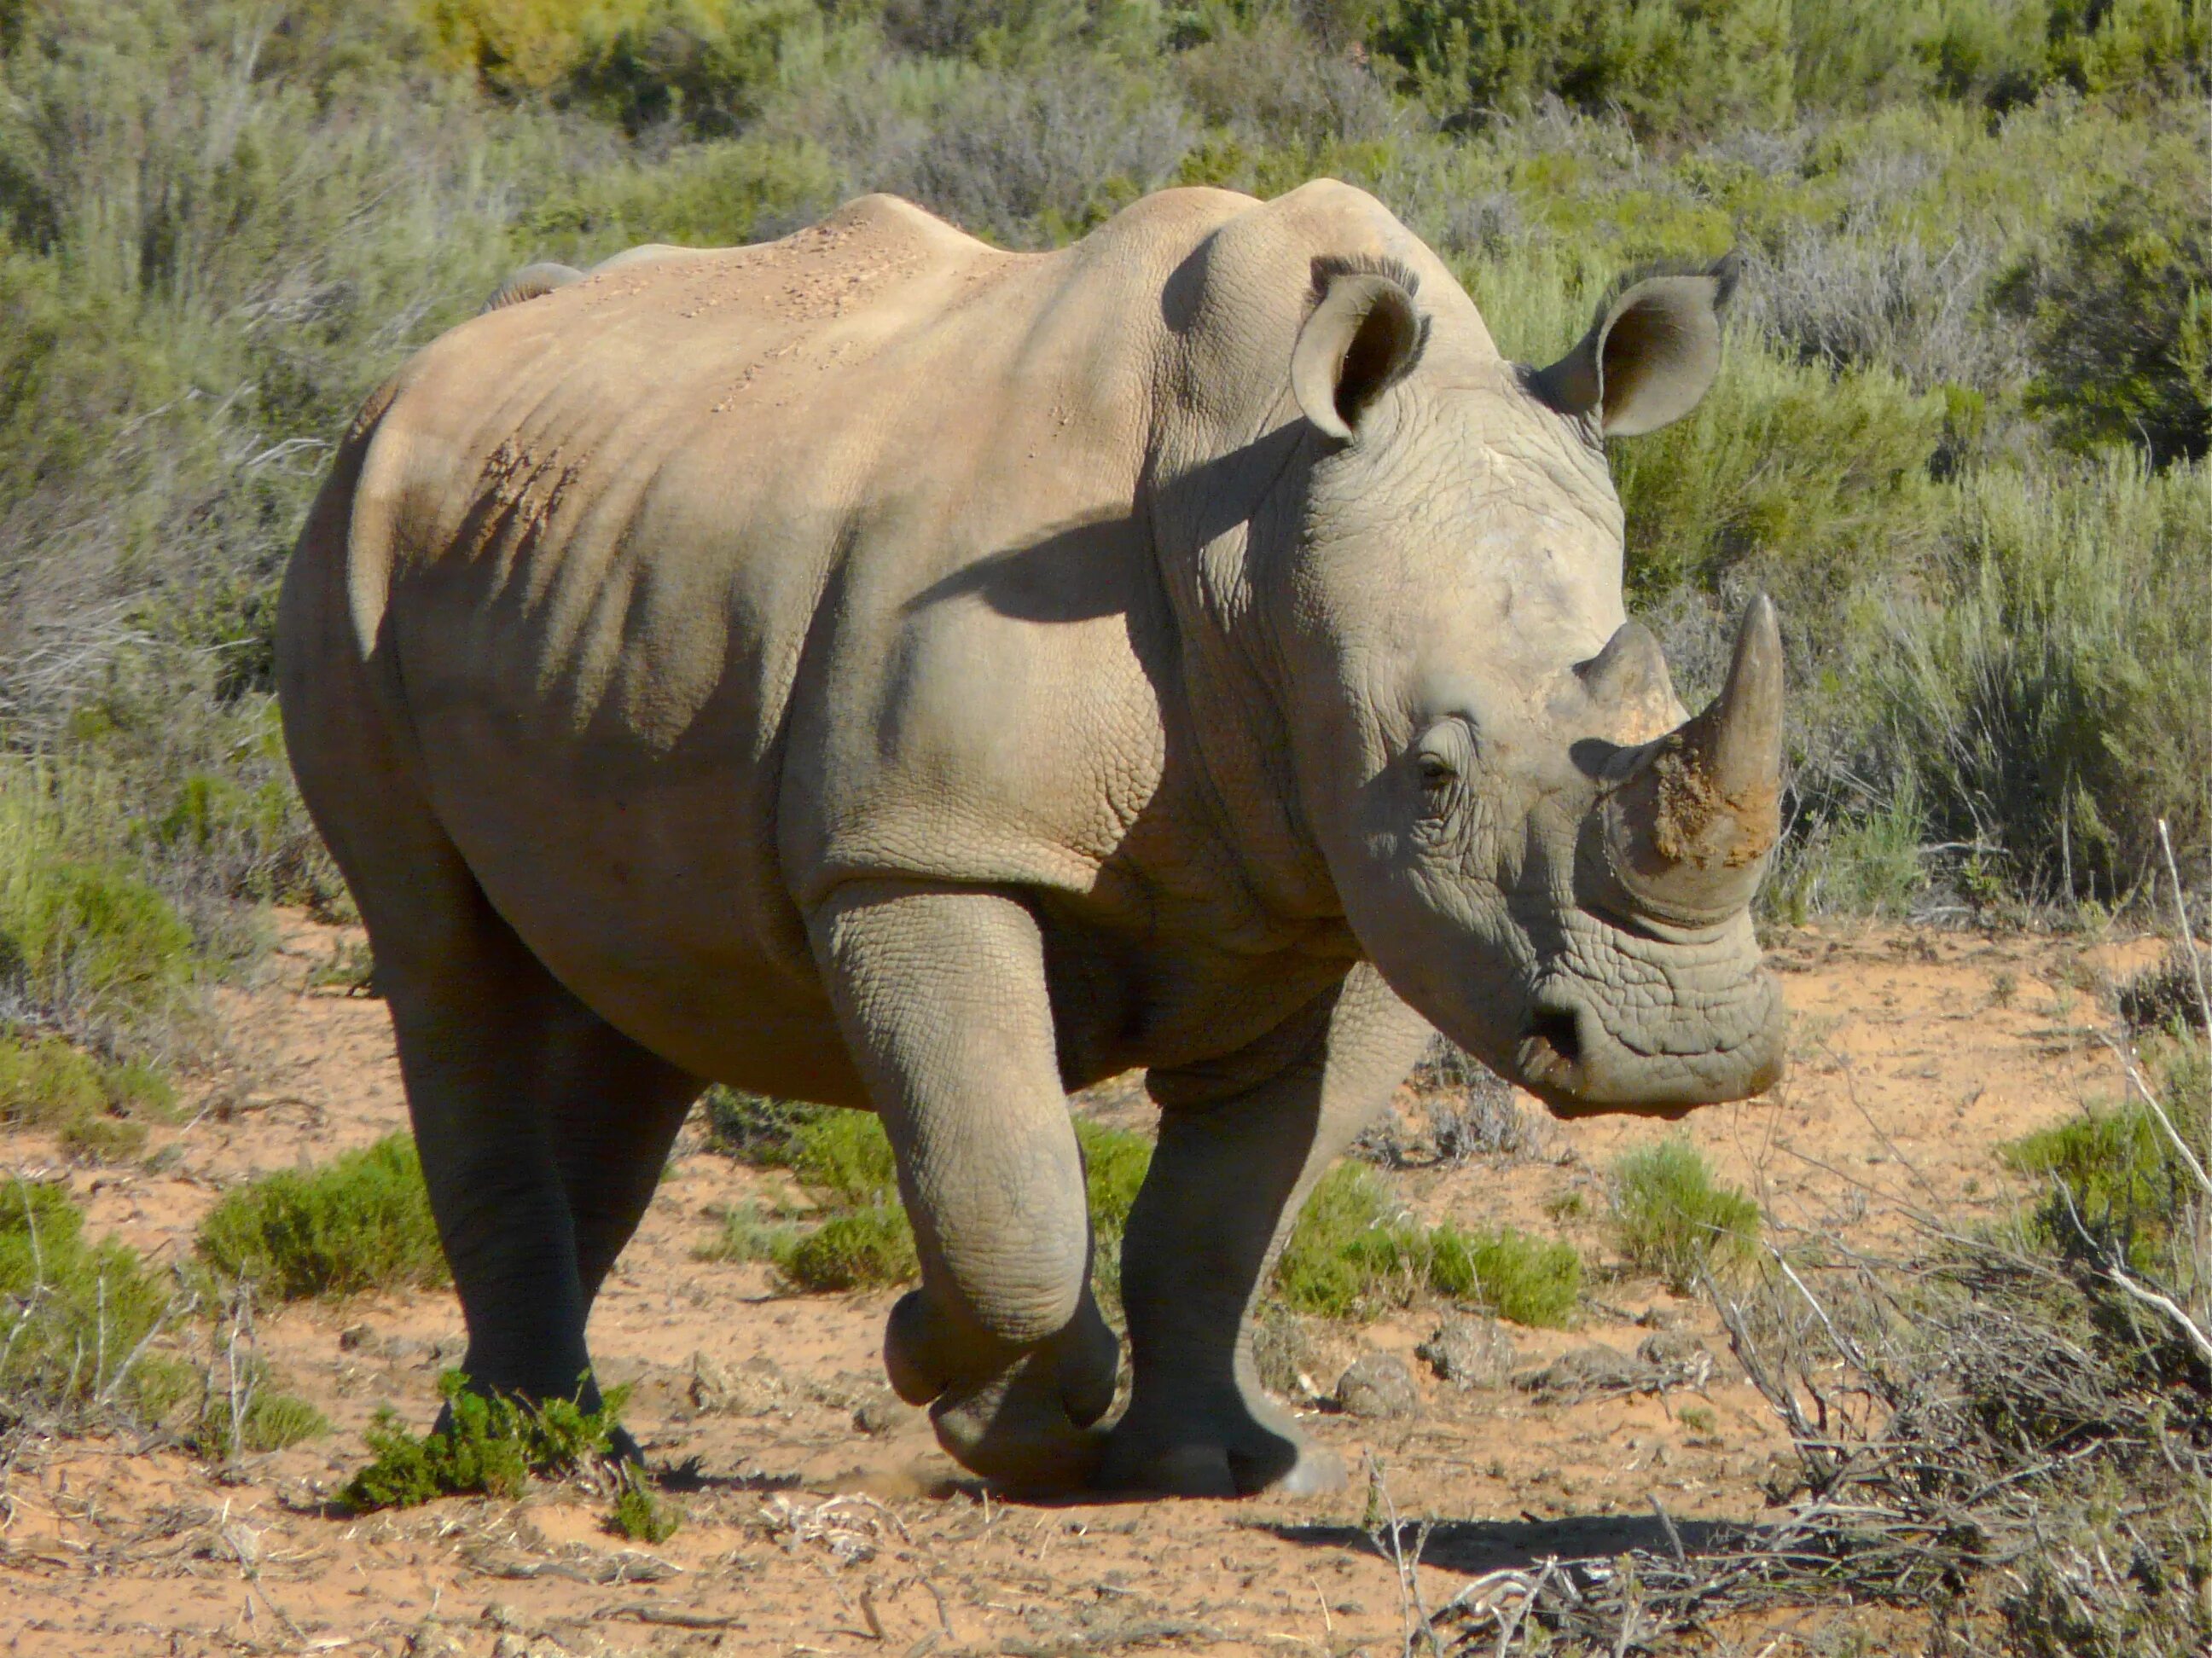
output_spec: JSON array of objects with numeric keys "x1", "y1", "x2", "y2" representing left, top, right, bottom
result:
[{"x1": 1600, "y1": 594, "x2": 1783, "y2": 924}]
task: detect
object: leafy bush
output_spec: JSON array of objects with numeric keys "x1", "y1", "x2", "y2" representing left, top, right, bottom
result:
[
  {"x1": 196, "y1": 1134, "x2": 449, "y2": 1301},
  {"x1": 1995, "y1": 184, "x2": 2212, "y2": 467},
  {"x1": 1274, "y1": 1162, "x2": 1582, "y2": 1325},
  {"x1": 1609, "y1": 1138, "x2": 1761, "y2": 1292},
  {"x1": 1373, "y1": 0, "x2": 1796, "y2": 137},
  {"x1": 344, "y1": 1368, "x2": 630, "y2": 1510}
]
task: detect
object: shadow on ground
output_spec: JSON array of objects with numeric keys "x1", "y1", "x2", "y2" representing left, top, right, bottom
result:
[{"x1": 1265, "y1": 1513, "x2": 1748, "y2": 1574}]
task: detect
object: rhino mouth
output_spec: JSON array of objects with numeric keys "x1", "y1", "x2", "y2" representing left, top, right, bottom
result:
[{"x1": 1508, "y1": 977, "x2": 1781, "y2": 1120}]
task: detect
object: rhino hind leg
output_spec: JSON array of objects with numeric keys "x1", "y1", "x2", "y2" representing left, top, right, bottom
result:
[
  {"x1": 813, "y1": 882, "x2": 1119, "y2": 1492},
  {"x1": 372, "y1": 864, "x2": 700, "y2": 1438},
  {"x1": 1103, "y1": 965, "x2": 1435, "y2": 1498}
]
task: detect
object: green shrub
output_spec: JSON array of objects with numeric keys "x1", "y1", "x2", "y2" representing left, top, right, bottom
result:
[
  {"x1": 1373, "y1": 0, "x2": 1795, "y2": 137},
  {"x1": 1995, "y1": 184, "x2": 2212, "y2": 468},
  {"x1": 786, "y1": 1109, "x2": 900, "y2": 1205},
  {"x1": 1076, "y1": 1117, "x2": 1152, "y2": 1304},
  {"x1": 0, "y1": 1032, "x2": 177, "y2": 1163},
  {"x1": 775, "y1": 1201, "x2": 919, "y2": 1291},
  {"x1": 196, "y1": 1134, "x2": 449, "y2": 1301},
  {"x1": 195, "y1": 1363, "x2": 330, "y2": 1461},
  {"x1": 608, "y1": 1470, "x2": 681, "y2": 1543},
  {"x1": 1273, "y1": 1162, "x2": 1582, "y2": 1325},
  {"x1": 694, "y1": 1199, "x2": 802, "y2": 1264},
  {"x1": 1425, "y1": 1224, "x2": 1583, "y2": 1327},
  {"x1": 344, "y1": 1369, "x2": 632, "y2": 1511},
  {"x1": 700, "y1": 1086, "x2": 828, "y2": 1161},
  {"x1": 1872, "y1": 457, "x2": 2211, "y2": 901},
  {"x1": 1609, "y1": 1138, "x2": 1761, "y2": 1292},
  {"x1": 2002, "y1": 1038, "x2": 2207, "y2": 1275},
  {"x1": 0, "y1": 1176, "x2": 177, "y2": 1419}
]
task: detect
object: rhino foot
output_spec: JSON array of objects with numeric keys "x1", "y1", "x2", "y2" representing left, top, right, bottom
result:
[
  {"x1": 885, "y1": 1288, "x2": 1119, "y2": 1493},
  {"x1": 1099, "y1": 1415, "x2": 1344, "y2": 1499}
]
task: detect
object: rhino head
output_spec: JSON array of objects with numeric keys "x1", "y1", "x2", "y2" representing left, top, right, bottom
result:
[{"x1": 1269, "y1": 252, "x2": 1785, "y2": 1115}]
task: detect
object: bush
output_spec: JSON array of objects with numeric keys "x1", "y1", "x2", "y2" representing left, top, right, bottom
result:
[
  {"x1": 2002, "y1": 1036, "x2": 2208, "y2": 1277},
  {"x1": 776, "y1": 1201, "x2": 919, "y2": 1291},
  {"x1": 0, "y1": 1032, "x2": 177, "y2": 1163},
  {"x1": 1872, "y1": 457, "x2": 2211, "y2": 901},
  {"x1": 1995, "y1": 184, "x2": 2212, "y2": 467},
  {"x1": 1273, "y1": 1162, "x2": 1582, "y2": 1325},
  {"x1": 0, "y1": 1176, "x2": 177, "y2": 1421},
  {"x1": 1373, "y1": 0, "x2": 1796, "y2": 137},
  {"x1": 1609, "y1": 1138, "x2": 1760, "y2": 1292},
  {"x1": 344, "y1": 1368, "x2": 630, "y2": 1510},
  {"x1": 196, "y1": 1134, "x2": 449, "y2": 1301}
]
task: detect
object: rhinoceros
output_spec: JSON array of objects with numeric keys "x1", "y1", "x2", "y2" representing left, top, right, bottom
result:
[{"x1": 276, "y1": 181, "x2": 1785, "y2": 1498}]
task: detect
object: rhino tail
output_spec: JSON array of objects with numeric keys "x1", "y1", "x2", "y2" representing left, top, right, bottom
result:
[{"x1": 480, "y1": 261, "x2": 584, "y2": 314}]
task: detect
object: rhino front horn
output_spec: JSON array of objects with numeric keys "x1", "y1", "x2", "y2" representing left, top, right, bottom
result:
[{"x1": 1599, "y1": 595, "x2": 1783, "y2": 925}]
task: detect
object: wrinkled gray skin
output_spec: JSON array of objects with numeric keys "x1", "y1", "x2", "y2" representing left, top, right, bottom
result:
[{"x1": 276, "y1": 183, "x2": 1786, "y2": 1499}]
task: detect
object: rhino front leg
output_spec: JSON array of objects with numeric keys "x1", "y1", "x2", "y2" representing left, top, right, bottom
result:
[
  {"x1": 812, "y1": 882, "x2": 1118, "y2": 1491},
  {"x1": 1102, "y1": 963, "x2": 1434, "y2": 1498}
]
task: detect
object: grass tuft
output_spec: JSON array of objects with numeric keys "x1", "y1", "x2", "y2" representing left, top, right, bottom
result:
[
  {"x1": 1274, "y1": 1163, "x2": 1582, "y2": 1326},
  {"x1": 195, "y1": 1134, "x2": 448, "y2": 1301},
  {"x1": 776, "y1": 1202, "x2": 919, "y2": 1292},
  {"x1": 0, "y1": 1032, "x2": 177, "y2": 1164},
  {"x1": 1608, "y1": 1138, "x2": 1761, "y2": 1293}
]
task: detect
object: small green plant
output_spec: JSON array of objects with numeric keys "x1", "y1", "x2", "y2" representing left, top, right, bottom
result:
[
  {"x1": 0, "y1": 1175, "x2": 179, "y2": 1420},
  {"x1": 196, "y1": 1134, "x2": 449, "y2": 1301},
  {"x1": 776, "y1": 1202, "x2": 919, "y2": 1292},
  {"x1": 700, "y1": 1105, "x2": 1154, "y2": 1299},
  {"x1": 1677, "y1": 1403, "x2": 1720, "y2": 1441},
  {"x1": 608, "y1": 1470, "x2": 681, "y2": 1544},
  {"x1": 0, "y1": 1032, "x2": 177, "y2": 1163},
  {"x1": 2001, "y1": 1040, "x2": 2207, "y2": 1275},
  {"x1": 693, "y1": 1200, "x2": 802, "y2": 1265},
  {"x1": 1272, "y1": 1163, "x2": 1582, "y2": 1326},
  {"x1": 344, "y1": 1370, "x2": 631, "y2": 1511},
  {"x1": 1426, "y1": 1224, "x2": 1583, "y2": 1327},
  {"x1": 196, "y1": 1370, "x2": 329, "y2": 1460},
  {"x1": 1609, "y1": 1139, "x2": 1761, "y2": 1293},
  {"x1": 1076, "y1": 1118, "x2": 1152, "y2": 1306},
  {"x1": 1990, "y1": 969, "x2": 2019, "y2": 1007}
]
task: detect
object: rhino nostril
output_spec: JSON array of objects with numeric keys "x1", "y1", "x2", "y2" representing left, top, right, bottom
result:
[{"x1": 1525, "y1": 1006, "x2": 1582, "y2": 1068}]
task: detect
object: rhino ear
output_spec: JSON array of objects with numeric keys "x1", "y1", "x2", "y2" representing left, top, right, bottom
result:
[
  {"x1": 1292, "y1": 264, "x2": 1429, "y2": 443},
  {"x1": 1530, "y1": 255, "x2": 1738, "y2": 438}
]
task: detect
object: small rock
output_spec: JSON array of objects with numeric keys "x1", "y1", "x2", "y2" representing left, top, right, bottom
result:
[
  {"x1": 337, "y1": 1323, "x2": 374, "y2": 1352},
  {"x1": 405, "y1": 1626, "x2": 467, "y2": 1658},
  {"x1": 1334, "y1": 1351, "x2": 1421, "y2": 1420},
  {"x1": 1416, "y1": 1316, "x2": 1518, "y2": 1388},
  {"x1": 481, "y1": 1602, "x2": 523, "y2": 1630},
  {"x1": 1513, "y1": 1344, "x2": 1651, "y2": 1397},
  {"x1": 852, "y1": 1391, "x2": 914, "y2": 1436}
]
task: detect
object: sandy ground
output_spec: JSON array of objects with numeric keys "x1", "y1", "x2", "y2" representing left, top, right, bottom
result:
[{"x1": 0, "y1": 911, "x2": 2173, "y2": 1656}]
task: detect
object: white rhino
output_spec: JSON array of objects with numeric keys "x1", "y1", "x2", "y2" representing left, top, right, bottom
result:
[{"x1": 276, "y1": 182, "x2": 1785, "y2": 1498}]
